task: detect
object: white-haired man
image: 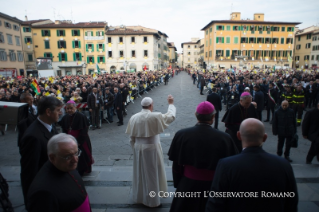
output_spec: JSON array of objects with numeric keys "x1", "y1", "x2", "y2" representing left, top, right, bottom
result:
[
  {"x1": 27, "y1": 133, "x2": 91, "y2": 212},
  {"x1": 126, "y1": 95, "x2": 176, "y2": 207}
]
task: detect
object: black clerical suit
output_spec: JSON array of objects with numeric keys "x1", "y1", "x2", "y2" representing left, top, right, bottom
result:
[
  {"x1": 168, "y1": 123, "x2": 238, "y2": 212},
  {"x1": 20, "y1": 119, "x2": 58, "y2": 205},
  {"x1": 254, "y1": 90, "x2": 264, "y2": 121},
  {"x1": 207, "y1": 93, "x2": 222, "y2": 129},
  {"x1": 205, "y1": 146, "x2": 298, "y2": 212},
  {"x1": 302, "y1": 108, "x2": 319, "y2": 163},
  {"x1": 17, "y1": 106, "x2": 37, "y2": 148},
  {"x1": 114, "y1": 91, "x2": 124, "y2": 124}
]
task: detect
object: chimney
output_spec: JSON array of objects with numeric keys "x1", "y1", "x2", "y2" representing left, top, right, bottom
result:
[
  {"x1": 55, "y1": 20, "x2": 61, "y2": 24},
  {"x1": 25, "y1": 15, "x2": 28, "y2": 21}
]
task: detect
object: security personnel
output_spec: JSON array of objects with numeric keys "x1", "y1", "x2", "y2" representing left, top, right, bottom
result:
[
  {"x1": 281, "y1": 85, "x2": 294, "y2": 108},
  {"x1": 293, "y1": 85, "x2": 305, "y2": 126},
  {"x1": 226, "y1": 85, "x2": 239, "y2": 110}
]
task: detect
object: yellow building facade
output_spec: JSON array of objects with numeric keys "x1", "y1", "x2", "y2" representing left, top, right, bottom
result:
[
  {"x1": 202, "y1": 12, "x2": 301, "y2": 70},
  {"x1": 32, "y1": 20, "x2": 107, "y2": 75}
]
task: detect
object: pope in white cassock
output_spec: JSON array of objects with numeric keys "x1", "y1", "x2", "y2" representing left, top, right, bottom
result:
[{"x1": 125, "y1": 95, "x2": 176, "y2": 207}]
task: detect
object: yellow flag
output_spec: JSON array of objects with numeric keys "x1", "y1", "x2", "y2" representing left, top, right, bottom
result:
[
  {"x1": 45, "y1": 92, "x2": 50, "y2": 96},
  {"x1": 45, "y1": 84, "x2": 48, "y2": 88},
  {"x1": 57, "y1": 90, "x2": 61, "y2": 95}
]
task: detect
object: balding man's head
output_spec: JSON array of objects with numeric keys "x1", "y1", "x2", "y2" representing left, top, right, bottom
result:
[{"x1": 237, "y1": 118, "x2": 267, "y2": 148}]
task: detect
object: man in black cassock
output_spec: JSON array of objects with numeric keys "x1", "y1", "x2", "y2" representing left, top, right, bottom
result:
[
  {"x1": 27, "y1": 133, "x2": 91, "y2": 212},
  {"x1": 222, "y1": 92, "x2": 258, "y2": 152},
  {"x1": 168, "y1": 101, "x2": 238, "y2": 212}
]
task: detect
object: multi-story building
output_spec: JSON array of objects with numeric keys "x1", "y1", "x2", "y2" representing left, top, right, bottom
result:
[
  {"x1": 177, "y1": 53, "x2": 183, "y2": 68},
  {"x1": 294, "y1": 26, "x2": 319, "y2": 69},
  {"x1": 181, "y1": 38, "x2": 200, "y2": 69},
  {"x1": 105, "y1": 25, "x2": 163, "y2": 72},
  {"x1": 201, "y1": 12, "x2": 301, "y2": 70},
  {"x1": 168, "y1": 42, "x2": 177, "y2": 68},
  {"x1": 0, "y1": 12, "x2": 24, "y2": 77},
  {"x1": 21, "y1": 17, "x2": 52, "y2": 76},
  {"x1": 158, "y1": 32, "x2": 169, "y2": 69},
  {"x1": 310, "y1": 29, "x2": 319, "y2": 69},
  {"x1": 32, "y1": 20, "x2": 107, "y2": 76},
  {"x1": 199, "y1": 38, "x2": 205, "y2": 68}
]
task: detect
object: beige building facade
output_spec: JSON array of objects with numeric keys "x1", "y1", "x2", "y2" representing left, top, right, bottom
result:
[
  {"x1": 181, "y1": 37, "x2": 200, "y2": 69},
  {"x1": 0, "y1": 12, "x2": 25, "y2": 77},
  {"x1": 168, "y1": 42, "x2": 177, "y2": 68}
]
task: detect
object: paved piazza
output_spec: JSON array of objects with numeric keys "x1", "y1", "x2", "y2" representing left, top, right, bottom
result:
[{"x1": 1, "y1": 72, "x2": 319, "y2": 211}]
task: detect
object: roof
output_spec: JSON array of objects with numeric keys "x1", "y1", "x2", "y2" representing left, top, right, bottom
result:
[
  {"x1": 106, "y1": 27, "x2": 161, "y2": 38},
  {"x1": 0, "y1": 12, "x2": 22, "y2": 24},
  {"x1": 181, "y1": 41, "x2": 200, "y2": 48},
  {"x1": 201, "y1": 20, "x2": 302, "y2": 30},
  {"x1": 33, "y1": 21, "x2": 107, "y2": 28},
  {"x1": 313, "y1": 30, "x2": 319, "y2": 35},
  {"x1": 22, "y1": 19, "x2": 50, "y2": 26},
  {"x1": 295, "y1": 26, "x2": 319, "y2": 36}
]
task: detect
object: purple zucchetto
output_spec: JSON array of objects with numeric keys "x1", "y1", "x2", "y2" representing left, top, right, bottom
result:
[
  {"x1": 196, "y1": 101, "x2": 215, "y2": 115},
  {"x1": 241, "y1": 92, "x2": 251, "y2": 97},
  {"x1": 67, "y1": 100, "x2": 76, "y2": 104}
]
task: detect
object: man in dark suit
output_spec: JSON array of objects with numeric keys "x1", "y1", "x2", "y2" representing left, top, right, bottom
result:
[
  {"x1": 253, "y1": 85, "x2": 264, "y2": 121},
  {"x1": 264, "y1": 82, "x2": 278, "y2": 124},
  {"x1": 114, "y1": 87, "x2": 124, "y2": 126},
  {"x1": 302, "y1": 102, "x2": 319, "y2": 164},
  {"x1": 207, "y1": 88, "x2": 222, "y2": 129},
  {"x1": 20, "y1": 96, "x2": 62, "y2": 206},
  {"x1": 87, "y1": 87, "x2": 103, "y2": 130},
  {"x1": 200, "y1": 75, "x2": 206, "y2": 95},
  {"x1": 206, "y1": 118, "x2": 298, "y2": 212}
]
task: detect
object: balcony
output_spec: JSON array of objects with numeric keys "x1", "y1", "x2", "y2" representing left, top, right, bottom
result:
[{"x1": 84, "y1": 36, "x2": 104, "y2": 40}]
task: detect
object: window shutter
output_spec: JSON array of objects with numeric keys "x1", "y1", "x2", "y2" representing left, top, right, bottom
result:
[
  {"x1": 291, "y1": 38, "x2": 293, "y2": 44},
  {"x1": 233, "y1": 26, "x2": 235, "y2": 30},
  {"x1": 72, "y1": 41, "x2": 75, "y2": 49},
  {"x1": 281, "y1": 38, "x2": 284, "y2": 44},
  {"x1": 41, "y1": 30, "x2": 44, "y2": 36},
  {"x1": 103, "y1": 56, "x2": 105, "y2": 63},
  {"x1": 72, "y1": 30, "x2": 74, "y2": 36},
  {"x1": 96, "y1": 44, "x2": 99, "y2": 51},
  {"x1": 96, "y1": 31, "x2": 98, "y2": 36},
  {"x1": 63, "y1": 30, "x2": 65, "y2": 36},
  {"x1": 92, "y1": 44, "x2": 94, "y2": 52},
  {"x1": 262, "y1": 38, "x2": 264, "y2": 43},
  {"x1": 79, "y1": 53, "x2": 82, "y2": 60},
  {"x1": 216, "y1": 26, "x2": 218, "y2": 30},
  {"x1": 64, "y1": 41, "x2": 66, "y2": 48},
  {"x1": 58, "y1": 53, "x2": 61, "y2": 61},
  {"x1": 92, "y1": 57, "x2": 94, "y2": 63},
  {"x1": 97, "y1": 57, "x2": 100, "y2": 63},
  {"x1": 77, "y1": 30, "x2": 80, "y2": 36},
  {"x1": 85, "y1": 32, "x2": 87, "y2": 36},
  {"x1": 103, "y1": 44, "x2": 105, "y2": 52},
  {"x1": 57, "y1": 41, "x2": 60, "y2": 48},
  {"x1": 56, "y1": 30, "x2": 59, "y2": 36},
  {"x1": 24, "y1": 38, "x2": 27, "y2": 43},
  {"x1": 78, "y1": 41, "x2": 81, "y2": 48},
  {"x1": 263, "y1": 26, "x2": 265, "y2": 31},
  {"x1": 271, "y1": 26, "x2": 274, "y2": 31},
  {"x1": 292, "y1": 27, "x2": 294, "y2": 32},
  {"x1": 222, "y1": 37, "x2": 224, "y2": 43},
  {"x1": 102, "y1": 31, "x2": 104, "y2": 36},
  {"x1": 86, "y1": 44, "x2": 88, "y2": 52},
  {"x1": 44, "y1": 53, "x2": 46, "y2": 57},
  {"x1": 73, "y1": 53, "x2": 76, "y2": 61},
  {"x1": 226, "y1": 50, "x2": 230, "y2": 57},
  {"x1": 65, "y1": 53, "x2": 67, "y2": 61},
  {"x1": 216, "y1": 37, "x2": 218, "y2": 43},
  {"x1": 48, "y1": 30, "x2": 51, "y2": 37},
  {"x1": 222, "y1": 26, "x2": 224, "y2": 30},
  {"x1": 91, "y1": 31, "x2": 93, "y2": 36},
  {"x1": 87, "y1": 56, "x2": 89, "y2": 63}
]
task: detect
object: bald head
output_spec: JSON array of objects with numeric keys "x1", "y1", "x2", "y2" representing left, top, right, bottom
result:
[{"x1": 237, "y1": 118, "x2": 267, "y2": 148}]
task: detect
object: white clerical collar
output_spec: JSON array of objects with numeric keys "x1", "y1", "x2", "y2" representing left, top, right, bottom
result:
[{"x1": 37, "y1": 117, "x2": 52, "y2": 132}]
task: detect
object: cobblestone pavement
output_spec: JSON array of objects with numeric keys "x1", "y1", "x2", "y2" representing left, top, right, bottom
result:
[
  {"x1": 1, "y1": 71, "x2": 319, "y2": 212},
  {"x1": 0, "y1": 71, "x2": 318, "y2": 166}
]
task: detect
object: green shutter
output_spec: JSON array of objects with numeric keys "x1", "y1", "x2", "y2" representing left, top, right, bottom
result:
[
  {"x1": 78, "y1": 41, "x2": 81, "y2": 48},
  {"x1": 222, "y1": 37, "x2": 224, "y2": 43},
  {"x1": 102, "y1": 31, "x2": 104, "y2": 36},
  {"x1": 56, "y1": 30, "x2": 59, "y2": 36},
  {"x1": 57, "y1": 41, "x2": 60, "y2": 48},
  {"x1": 58, "y1": 53, "x2": 61, "y2": 61},
  {"x1": 271, "y1": 26, "x2": 274, "y2": 31},
  {"x1": 86, "y1": 44, "x2": 88, "y2": 52},
  {"x1": 263, "y1": 26, "x2": 265, "y2": 31},
  {"x1": 23, "y1": 27, "x2": 26, "y2": 32},
  {"x1": 226, "y1": 50, "x2": 230, "y2": 57},
  {"x1": 102, "y1": 44, "x2": 105, "y2": 52},
  {"x1": 65, "y1": 53, "x2": 67, "y2": 61},
  {"x1": 96, "y1": 44, "x2": 99, "y2": 51},
  {"x1": 92, "y1": 57, "x2": 94, "y2": 63},
  {"x1": 73, "y1": 53, "x2": 76, "y2": 61},
  {"x1": 262, "y1": 38, "x2": 264, "y2": 43},
  {"x1": 63, "y1": 30, "x2": 65, "y2": 36},
  {"x1": 103, "y1": 56, "x2": 105, "y2": 63},
  {"x1": 48, "y1": 30, "x2": 50, "y2": 36},
  {"x1": 222, "y1": 26, "x2": 224, "y2": 30},
  {"x1": 92, "y1": 44, "x2": 94, "y2": 52},
  {"x1": 72, "y1": 30, "x2": 74, "y2": 36},
  {"x1": 91, "y1": 31, "x2": 93, "y2": 36},
  {"x1": 97, "y1": 57, "x2": 100, "y2": 63},
  {"x1": 79, "y1": 53, "x2": 82, "y2": 60},
  {"x1": 281, "y1": 38, "x2": 284, "y2": 44},
  {"x1": 72, "y1": 41, "x2": 75, "y2": 49},
  {"x1": 85, "y1": 32, "x2": 88, "y2": 36},
  {"x1": 216, "y1": 26, "x2": 219, "y2": 30},
  {"x1": 282, "y1": 27, "x2": 285, "y2": 32},
  {"x1": 87, "y1": 56, "x2": 89, "y2": 63},
  {"x1": 96, "y1": 31, "x2": 98, "y2": 36},
  {"x1": 77, "y1": 30, "x2": 80, "y2": 36},
  {"x1": 216, "y1": 37, "x2": 218, "y2": 43},
  {"x1": 292, "y1": 27, "x2": 294, "y2": 32},
  {"x1": 41, "y1": 30, "x2": 44, "y2": 36}
]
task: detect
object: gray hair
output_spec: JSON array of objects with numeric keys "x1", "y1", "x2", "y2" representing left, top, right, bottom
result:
[{"x1": 47, "y1": 133, "x2": 77, "y2": 155}]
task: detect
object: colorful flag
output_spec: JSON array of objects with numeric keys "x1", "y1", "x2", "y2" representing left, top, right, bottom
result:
[
  {"x1": 30, "y1": 79, "x2": 41, "y2": 95},
  {"x1": 96, "y1": 64, "x2": 101, "y2": 74}
]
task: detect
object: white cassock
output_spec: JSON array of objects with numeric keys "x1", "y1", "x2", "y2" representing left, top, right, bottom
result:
[{"x1": 125, "y1": 104, "x2": 176, "y2": 207}]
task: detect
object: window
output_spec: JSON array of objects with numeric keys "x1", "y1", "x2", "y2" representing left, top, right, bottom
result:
[
  {"x1": 272, "y1": 38, "x2": 278, "y2": 44},
  {"x1": 287, "y1": 27, "x2": 294, "y2": 32},
  {"x1": 234, "y1": 37, "x2": 238, "y2": 44},
  {"x1": 216, "y1": 25, "x2": 224, "y2": 30},
  {"x1": 272, "y1": 27, "x2": 280, "y2": 31},
  {"x1": 304, "y1": 55, "x2": 309, "y2": 60},
  {"x1": 296, "y1": 44, "x2": 301, "y2": 50},
  {"x1": 119, "y1": 51, "x2": 124, "y2": 57},
  {"x1": 44, "y1": 53, "x2": 52, "y2": 57},
  {"x1": 143, "y1": 37, "x2": 148, "y2": 42},
  {"x1": 226, "y1": 37, "x2": 230, "y2": 44},
  {"x1": 28, "y1": 54, "x2": 33, "y2": 61},
  {"x1": 15, "y1": 36, "x2": 20, "y2": 46},
  {"x1": 108, "y1": 51, "x2": 112, "y2": 58},
  {"x1": 0, "y1": 33, "x2": 4, "y2": 43},
  {"x1": 0, "y1": 49, "x2": 7, "y2": 61},
  {"x1": 13, "y1": 25, "x2": 19, "y2": 31},
  {"x1": 313, "y1": 36, "x2": 318, "y2": 41},
  {"x1": 306, "y1": 34, "x2": 311, "y2": 40},
  {"x1": 311, "y1": 55, "x2": 315, "y2": 60},
  {"x1": 72, "y1": 30, "x2": 80, "y2": 36},
  {"x1": 241, "y1": 37, "x2": 248, "y2": 43},
  {"x1": 233, "y1": 26, "x2": 239, "y2": 31},
  {"x1": 25, "y1": 37, "x2": 32, "y2": 44},
  {"x1": 209, "y1": 27, "x2": 212, "y2": 32},
  {"x1": 96, "y1": 31, "x2": 104, "y2": 36},
  {"x1": 41, "y1": 30, "x2": 50, "y2": 36},
  {"x1": 281, "y1": 27, "x2": 285, "y2": 32},
  {"x1": 7, "y1": 34, "x2": 13, "y2": 44},
  {"x1": 57, "y1": 30, "x2": 65, "y2": 36},
  {"x1": 17, "y1": 52, "x2": 23, "y2": 61},
  {"x1": 316, "y1": 55, "x2": 319, "y2": 61},
  {"x1": 205, "y1": 52, "x2": 207, "y2": 58},
  {"x1": 9, "y1": 50, "x2": 16, "y2": 61},
  {"x1": 23, "y1": 27, "x2": 31, "y2": 32},
  {"x1": 298, "y1": 36, "x2": 300, "y2": 41},
  {"x1": 59, "y1": 53, "x2": 67, "y2": 61},
  {"x1": 119, "y1": 37, "x2": 123, "y2": 43},
  {"x1": 44, "y1": 40, "x2": 50, "y2": 49},
  {"x1": 216, "y1": 37, "x2": 224, "y2": 43},
  {"x1": 98, "y1": 56, "x2": 105, "y2": 63},
  {"x1": 257, "y1": 38, "x2": 264, "y2": 44},
  {"x1": 144, "y1": 50, "x2": 148, "y2": 57},
  {"x1": 249, "y1": 37, "x2": 256, "y2": 43},
  {"x1": 188, "y1": 45, "x2": 190, "y2": 48},
  {"x1": 226, "y1": 25, "x2": 231, "y2": 31},
  {"x1": 206, "y1": 30, "x2": 208, "y2": 35},
  {"x1": 131, "y1": 37, "x2": 135, "y2": 43},
  {"x1": 286, "y1": 38, "x2": 293, "y2": 44},
  {"x1": 86, "y1": 44, "x2": 94, "y2": 52},
  {"x1": 5, "y1": 22, "x2": 11, "y2": 29},
  {"x1": 295, "y1": 56, "x2": 299, "y2": 61},
  {"x1": 58, "y1": 40, "x2": 66, "y2": 48},
  {"x1": 106, "y1": 37, "x2": 111, "y2": 44},
  {"x1": 305, "y1": 43, "x2": 311, "y2": 49},
  {"x1": 216, "y1": 50, "x2": 223, "y2": 56},
  {"x1": 209, "y1": 51, "x2": 212, "y2": 57},
  {"x1": 85, "y1": 31, "x2": 93, "y2": 36},
  {"x1": 131, "y1": 50, "x2": 136, "y2": 57},
  {"x1": 158, "y1": 44, "x2": 160, "y2": 48},
  {"x1": 242, "y1": 25, "x2": 248, "y2": 31}
]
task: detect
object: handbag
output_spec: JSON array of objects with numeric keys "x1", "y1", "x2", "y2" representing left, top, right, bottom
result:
[{"x1": 291, "y1": 134, "x2": 298, "y2": 148}]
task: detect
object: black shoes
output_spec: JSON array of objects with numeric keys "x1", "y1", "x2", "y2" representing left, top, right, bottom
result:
[
  {"x1": 285, "y1": 156, "x2": 292, "y2": 162},
  {"x1": 117, "y1": 123, "x2": 124, "y2": 126}
]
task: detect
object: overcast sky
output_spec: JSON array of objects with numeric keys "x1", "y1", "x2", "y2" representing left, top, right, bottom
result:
[{"x1": 2, "y1": 0, "x2": 319, "y2": 53}]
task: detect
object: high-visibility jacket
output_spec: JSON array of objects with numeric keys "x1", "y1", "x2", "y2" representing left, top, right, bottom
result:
[
  {"x1": 282, "y1": 91, "x2": 294, "y2": 105},
  {"x1": 293, "y1": 90, "x2": 305, "y2": 105}
]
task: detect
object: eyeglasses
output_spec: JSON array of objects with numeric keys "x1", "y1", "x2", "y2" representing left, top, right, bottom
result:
[{"x1": 57, "y1": 149, "x2": 82, "y2": 160}]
